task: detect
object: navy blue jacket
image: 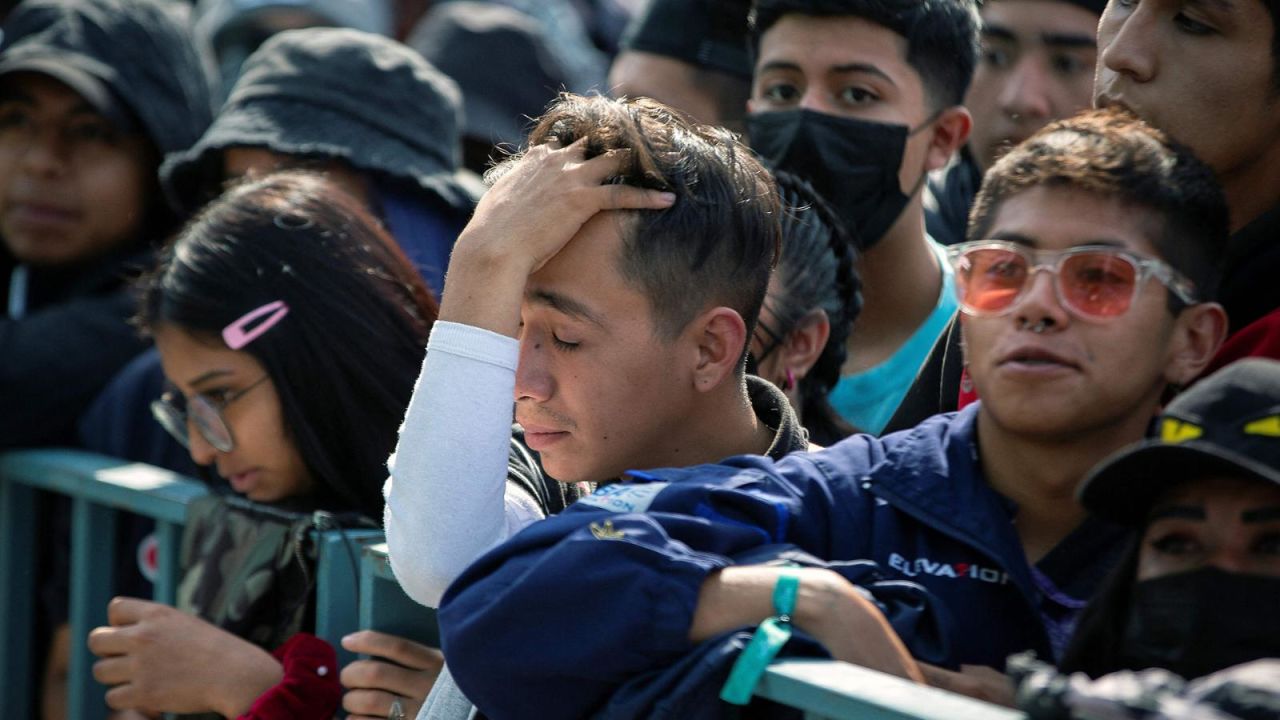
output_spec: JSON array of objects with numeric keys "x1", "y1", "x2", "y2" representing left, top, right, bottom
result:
[{"x1": 439, "y1": 404, "x2": 1128, "y2": 719}]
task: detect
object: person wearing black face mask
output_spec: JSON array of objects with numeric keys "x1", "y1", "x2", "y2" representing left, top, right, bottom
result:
[
  {"x1": 1005, "y1": 358, "x2": 1280, "y2": 718},
  {"x1": 745, "y1": 0, "x2": 978, "y2": 434}
]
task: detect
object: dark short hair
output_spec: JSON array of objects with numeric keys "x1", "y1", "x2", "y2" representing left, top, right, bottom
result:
[
  {"x1": 138, "y1": 171, "x2": 437, "y2": 519},
  {"x1": 494, "y1": 93, "x2": 781, "y2": 345},
  {"x1": 968, "y1": 108, "x2": 1229, "y2": 307},
  {"x1": 749, "y1": 0, "x2": 981, "y2": 108}
]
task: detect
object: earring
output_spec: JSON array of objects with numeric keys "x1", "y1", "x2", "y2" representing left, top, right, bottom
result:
[{"x1": 783, "y1": 369, "x2": 795, "y2": 391}]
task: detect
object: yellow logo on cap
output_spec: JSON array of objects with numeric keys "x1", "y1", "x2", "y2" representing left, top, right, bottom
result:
[
  {"x1": 1161, "y1": 418, "x2": 1203, "y2": 444},
  {"x1": 1244, "y1": 415, "x2": 1280, "y2": 437},
  {"x1": 590, "y1": 520, "x2": 626, "y2": 540}
]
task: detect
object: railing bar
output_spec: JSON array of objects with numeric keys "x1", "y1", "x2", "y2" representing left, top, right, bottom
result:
[
  {"x1": 0, "y1": 480, "x2": 36, "y2": 714},
  {"x1": 0, "y1": 450, "x2": 205, "y2": 524},
  {"x1": 152, "y1": 520, "x2": 184, "y2": 604},
  {"x1": 68, "y1": 497, "x2": 116, "y2": 720}
]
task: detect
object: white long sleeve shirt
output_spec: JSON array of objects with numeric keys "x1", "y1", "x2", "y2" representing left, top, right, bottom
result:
[{"x1": 383, "y1": 321, "x2": 545, "y2": 608}]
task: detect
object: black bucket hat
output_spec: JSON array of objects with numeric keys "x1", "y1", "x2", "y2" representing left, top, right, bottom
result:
[
  {"x1": 161, "y1": 26, "x2": 480, "y2": 215},
  {"x1": 0, "y1": 0, "x2": 213, "y2": 155},
  {"x1": 1079, "y1": 358, "x2": 1280, "y2": 526}
]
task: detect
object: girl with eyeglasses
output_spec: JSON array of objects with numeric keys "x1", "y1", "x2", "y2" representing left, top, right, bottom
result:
[{"x1": 84, "y1": 171, "x2": 438, "y2": 719}]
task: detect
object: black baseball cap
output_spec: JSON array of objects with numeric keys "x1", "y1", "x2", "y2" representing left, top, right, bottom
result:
[
  {"x1": 620, "y1": 0, "x2": 753, "y2": 80},
  {"x1": 1079, "y1": 358, "x2": 1280, "y2": 526}
]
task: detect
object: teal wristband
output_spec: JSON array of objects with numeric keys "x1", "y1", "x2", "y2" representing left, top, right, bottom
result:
[{"x1": 719, "y1": 570, "x2": 801, "y2": 705}]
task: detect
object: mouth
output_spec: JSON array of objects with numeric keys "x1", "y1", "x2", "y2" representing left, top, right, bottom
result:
[
  {"x1": 998, "y1": 346, "x2": 1080, "y2": 371},
  {"x1": 225, "y1": 469, "x2": 259, "y2": 494},
  {"x1": 7, "y1": 201, "x2": 80, "y2": 226},
  {"x1": 1095, "y1": 94, "x2": 1140, "y2": 119},
  {"x1": 519, "y1": 422, "x2": 571, "y2": 452}
]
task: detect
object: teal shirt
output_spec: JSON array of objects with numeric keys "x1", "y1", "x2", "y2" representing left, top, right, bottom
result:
[{"x1": 829, "y1": 239, "x2": 958, "y2": 434}]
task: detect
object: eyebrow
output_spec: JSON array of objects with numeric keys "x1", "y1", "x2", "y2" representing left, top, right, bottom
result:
[
  {"x1": 1192, "y1": 0, "x2": 1237, "y2": 14},
  {"x1": 1147, "y1": 505, "x2": 1207, "y2": 522},
  {"x1": 1041, "y1": 32, "x2": 1096, "y2": 49},
  {"x1": 1242, "y1": 506, "x2": 1280, "y2": 523},
  {"x1": 986, "y1": 232, "x2": 1128, "y2": 249},
  {"x1": 0, "y1": 88, "x2": 32, "y2": 104},
  {"x1": 982, "y1": 24, "x2": 1095, "y2": 49},
  {"x1": 526, "y1": 289, "x2": 606, "y2": 327},
  {"x1": 831, "y1": 62, "x2": 897, "y2": 87},
  {"x1": 186, "y1": 369, "x2": 234, "y2": 388},
  {"x1": 756, "y1": 60, "x2": 896, "y2": 87},
  {"x1": 0, "y1": 89, "x2": 104, "y2": 119}
]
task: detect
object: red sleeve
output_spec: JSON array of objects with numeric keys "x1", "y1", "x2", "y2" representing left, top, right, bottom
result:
[
  {"x1": 236, "y1": 633, "x2": 342, "y2": 720},
  {"x1": 1204, "y1": 308, "x2": 1280, "y2": 377}
]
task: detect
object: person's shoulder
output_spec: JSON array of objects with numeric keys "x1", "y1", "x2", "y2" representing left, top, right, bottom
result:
[{"x1": 805, "y1": 409, "x2": 974, "y2": 486}]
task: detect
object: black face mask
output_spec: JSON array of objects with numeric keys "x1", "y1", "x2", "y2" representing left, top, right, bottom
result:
[
  {"x1": 1120, "y1": 566, "x2": 1280, "y2": 680},
  {"x1": 746, "y1": 109, "x2": 934, "y2": 250}
]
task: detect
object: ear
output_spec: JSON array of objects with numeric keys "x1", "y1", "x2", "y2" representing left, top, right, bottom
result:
[
  {"x1": 1164, "y1": 302, "x2": 1229, "y2": 386},
  {"x1": 924, "y1": 106, "x2": 972, "y2": 173},
  {"x1": 692, "y1": 307, "x2": 750, "y2": 393},
  {"x1": 773, "y1": 309, "x2": 832, "y2": 385}
]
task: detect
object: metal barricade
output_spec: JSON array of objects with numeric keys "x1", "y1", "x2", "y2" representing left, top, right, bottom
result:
[
  {"x1": 755, "y1": 660, "x2": 1028, "y2": 720},
  {"x1": 0, "y1": 449, "x2": 394, "y2": 719}
]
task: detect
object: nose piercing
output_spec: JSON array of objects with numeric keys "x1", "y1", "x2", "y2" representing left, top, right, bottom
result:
[{"x1": 1021, "y1": 319, "x2": 1049, "y2": 334}]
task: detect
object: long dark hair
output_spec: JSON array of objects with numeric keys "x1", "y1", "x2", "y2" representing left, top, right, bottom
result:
[
  {"x1": 758, "y1": 171, "x2": 862, "y2": 445},
  {"x1": 137, "y1": 171, "x2": 437, "y2": 519}
]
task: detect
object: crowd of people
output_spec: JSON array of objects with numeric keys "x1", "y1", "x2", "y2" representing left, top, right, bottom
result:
[{"x1": 1, "y1": 0, "x2": 1277, "y2": 719}]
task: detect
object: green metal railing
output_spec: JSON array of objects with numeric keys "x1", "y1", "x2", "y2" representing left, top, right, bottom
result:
[
  {"x1": 358, "y1": 542, "x2": 439, "y2": 648},
  {"x1": 0, "y1": 449, "x2": 438, "y2": 719},
  {"x1": 1, "y1": 450, "x2": 207, "y2": 720},
  {"x1": 4, "y1": 450, "x2": 1027, "y2": 720},
  {"x1": 756, "y1": 660, "x2": 1027, "y2": 719}
]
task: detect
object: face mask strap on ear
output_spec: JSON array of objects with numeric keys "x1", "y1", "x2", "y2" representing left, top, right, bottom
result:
[{"x1": 223, "y1": 300, "x2": 290, "y2": 350}]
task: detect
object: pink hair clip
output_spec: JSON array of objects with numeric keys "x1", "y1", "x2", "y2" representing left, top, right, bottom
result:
[{"x1": 222, "y1": 300, "x2": 289, "y2": 349}]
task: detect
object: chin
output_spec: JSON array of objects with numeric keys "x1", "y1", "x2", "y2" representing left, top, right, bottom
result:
[{"x1": 539, "y1": 455, "x2": 592, "y2": 485}]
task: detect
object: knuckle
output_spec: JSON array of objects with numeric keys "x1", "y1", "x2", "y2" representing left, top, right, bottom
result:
[
  {"x1": 104, "y1": 687, "x2": 129, "y2": 710},
  {"x1": 339, "y1": 661, "x2": 370, "y2": 687},
  {"x1": 341, "y1": 690, "x2": 380, "y2": 714}
]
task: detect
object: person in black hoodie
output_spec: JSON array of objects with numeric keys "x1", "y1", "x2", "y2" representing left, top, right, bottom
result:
[
  {"x1": 0, "y1": 2, "x2": 213, "y2": 717},
  {"x1": 0, "y1": 0, "x2": 212, "y2": 449}
]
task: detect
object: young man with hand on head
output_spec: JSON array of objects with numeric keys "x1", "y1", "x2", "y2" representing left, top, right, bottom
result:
[
  {"x1": 384, "y1": 93, "x2": 798, "y2": 609},
  {"x1": 744, "y1": 0, "x2": 977, "y2": 434},
  {"x1": 382, "y1": 93, "x2": 806, "y2": 717},
  {"x1": 436, "y1": 109, "x2": 1230, "y2": 719}
]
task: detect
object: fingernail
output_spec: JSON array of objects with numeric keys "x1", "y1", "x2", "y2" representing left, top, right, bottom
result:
[{"x1": 659, "y1": 192, "x2": 677, "y2": 204}]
